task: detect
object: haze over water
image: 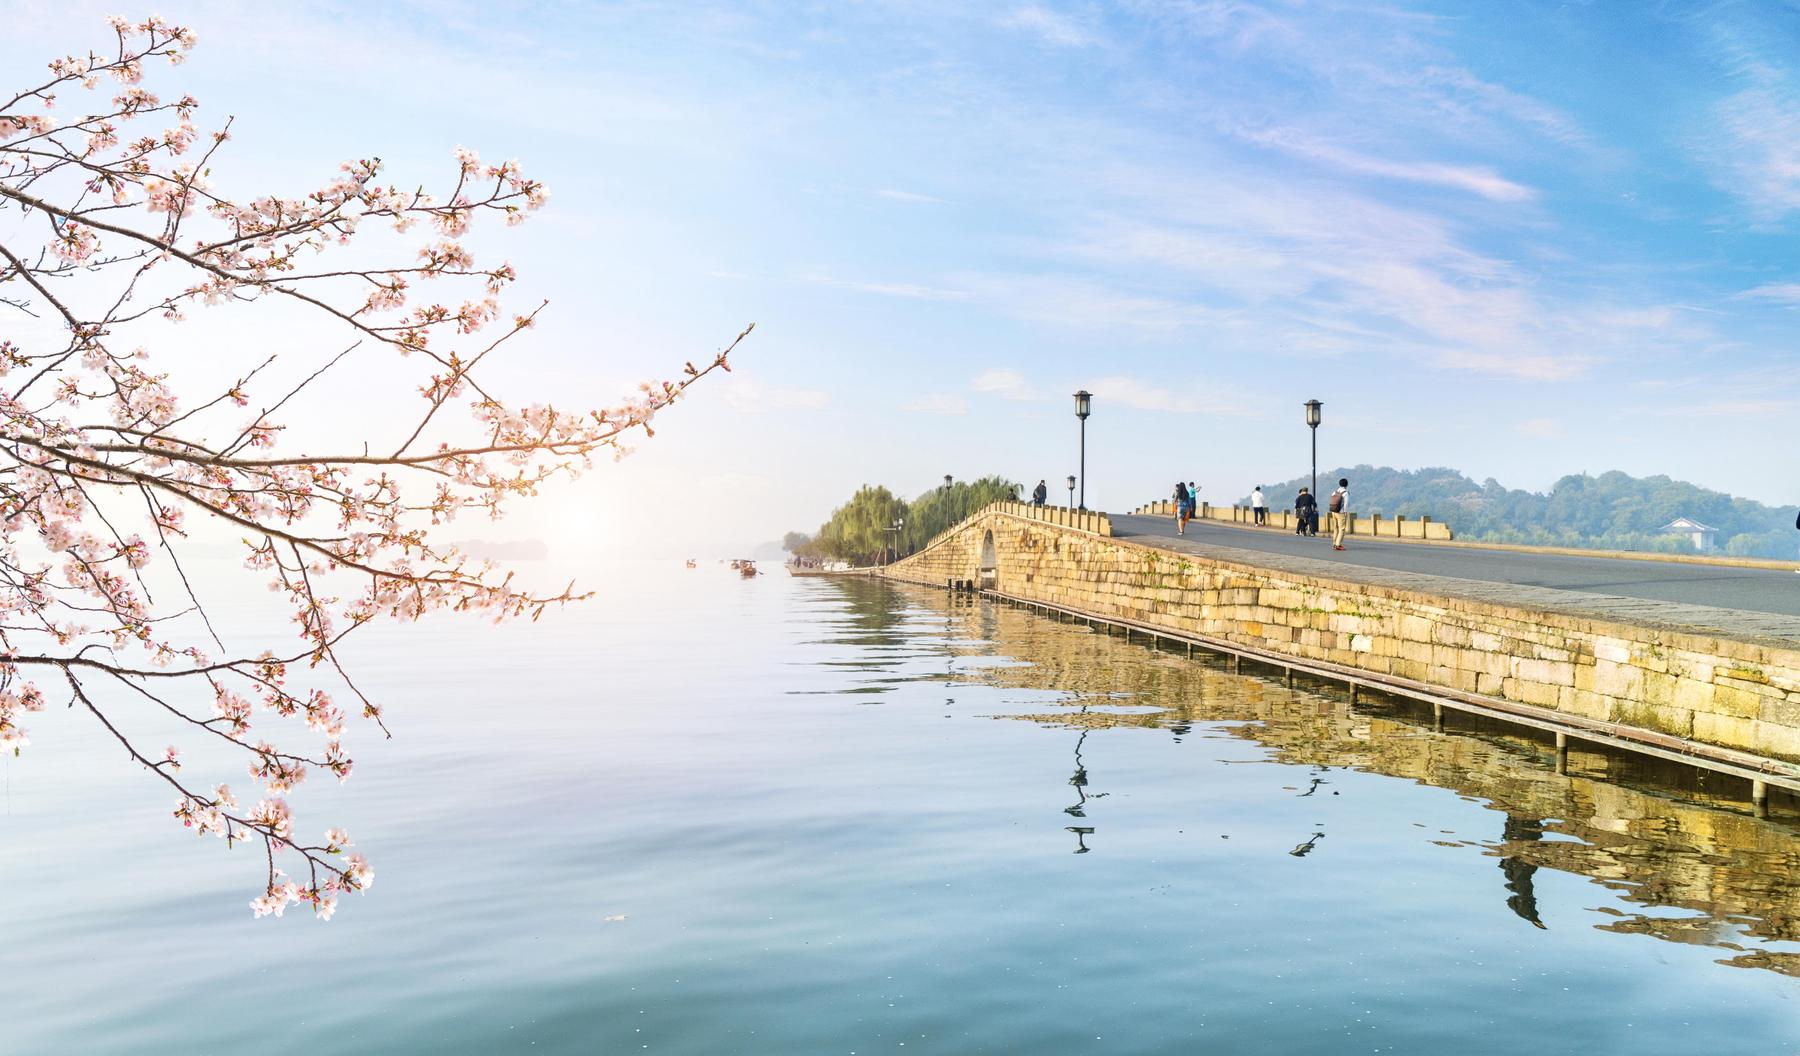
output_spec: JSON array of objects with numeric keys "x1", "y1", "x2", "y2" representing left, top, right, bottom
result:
[{"x1": 5, "y1": 561, "x2": 1799, "y2": 1053}]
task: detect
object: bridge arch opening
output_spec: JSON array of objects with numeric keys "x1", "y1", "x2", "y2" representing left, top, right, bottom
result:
[{"x1": 979, "y1": 530, "x2": 997, "y2": 590}]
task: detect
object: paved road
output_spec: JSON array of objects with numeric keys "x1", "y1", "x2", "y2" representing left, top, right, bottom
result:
[{"x1": 1111, "y1": 514, "x2": 1800, "y2": 619}]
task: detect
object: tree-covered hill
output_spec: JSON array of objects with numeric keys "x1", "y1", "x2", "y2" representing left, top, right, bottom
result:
[{"x1": 1243, "y1": 467, "x2": 1800, "y2": 558}]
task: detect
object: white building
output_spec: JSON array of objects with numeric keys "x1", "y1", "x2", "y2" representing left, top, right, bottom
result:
[{"x1": 1659, "y1": 517, "x2": 1718, "y2": 552}]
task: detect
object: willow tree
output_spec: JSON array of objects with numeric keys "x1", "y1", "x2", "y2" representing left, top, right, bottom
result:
[{"x1": 0, "y1": 17, "x2": 745, "y2": 918}]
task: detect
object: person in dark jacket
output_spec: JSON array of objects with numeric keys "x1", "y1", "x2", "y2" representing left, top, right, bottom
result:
[
  {"x1": 1032, "y1": 480, "x2": 1048, "y2": 506},
  {"x1": 1295, "y1": 487, "x2": 1318, "y2": 536}
]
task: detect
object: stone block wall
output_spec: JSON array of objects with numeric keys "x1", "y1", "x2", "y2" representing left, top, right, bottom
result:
[{"x1": 879, "y1": 509, "x2": 1800, "y2": 763}]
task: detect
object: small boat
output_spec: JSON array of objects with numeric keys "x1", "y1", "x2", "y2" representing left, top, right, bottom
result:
[
  {"x1": 685, "y1": 559, "x2": 697, "y2": 569},
  {"x1": 736, "y1": 559, "x2": 760, "y2": 578}
]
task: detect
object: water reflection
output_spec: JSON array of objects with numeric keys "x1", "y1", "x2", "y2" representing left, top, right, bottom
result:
[
  {"x1": 822, "y1": 578, "x2": 1800, "y2": 978},
  {"x1": 1499, "y1": 814, "x2": 1548, "y2": 929}
]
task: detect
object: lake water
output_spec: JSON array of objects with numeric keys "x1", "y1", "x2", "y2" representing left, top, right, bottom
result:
[{"x1": 5, "y1": 561, "x2": 1800, "y2": 1054}]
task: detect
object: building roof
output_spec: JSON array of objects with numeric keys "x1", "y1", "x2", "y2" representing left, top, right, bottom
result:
[{"x1": 1659, "y1": 517, "x2": 1718, "y2": 533}]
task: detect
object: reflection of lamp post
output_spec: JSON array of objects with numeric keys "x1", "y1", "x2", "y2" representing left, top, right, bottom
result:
[
  {"x1": 1073, "y1": 390, "x2": 1092, "y2": 510},
  {"x1": 1066, "y1": 474, "x2": 1076, "y2": 508},
  {"x1": 1304, "y1": 399, "x2": 1323, "y2": 500}
]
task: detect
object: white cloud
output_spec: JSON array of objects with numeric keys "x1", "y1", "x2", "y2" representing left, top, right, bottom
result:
[
  {"x1": 902, "y1": 393, "x2": 969, "y2": 415},
  {"x1": 1000, "y1": 5, "x2": 1099, "y2": 48},
  {"x1": 1237, "y1": 126, "x2": 1535, "y2": 202},
  {"x1": 874, "y1": 188, "x2": 944, "y2": 204},
  {"x1": 1740, "y1": 282, "x2": 1800, "y2": 303},
  {"x1": 1515, "y1": 417, "x2": 1563, "y2": 438},
  {"x1": 1434, "y1": 349, "x2": 1593, "y2": 381},
  {"x1": 971, "y1": 368, "x2": 1039, "y2": 401},
  {"x1": 804, "y1": 275, "x2": 970, "y2": 301},
  {"x1": 1087, "y1": 375, "x2": 1255, "y2": 416},
  {"x1": 724, "y1": 377, "x2": 831, "y2": 412},
  {"x1": 1698, "y1": 35, "x2": 1800, "y2": 218}
]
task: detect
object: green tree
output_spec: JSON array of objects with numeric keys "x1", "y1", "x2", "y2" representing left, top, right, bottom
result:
[{"x1": 801, "y1": 476, "x2": 1021, "y2": 565}]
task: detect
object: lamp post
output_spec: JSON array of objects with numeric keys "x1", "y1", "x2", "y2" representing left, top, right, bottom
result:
[
  {"x1": 884, "y1": 517, "x2": 905, "y2": 564},
  {"x1": 1073, "y1": 390, "x2": 1092, "y2": 510},
  {"x1": 1304, "y1": 400, "x2": 1323, "y2": 500},
  {"x1": 943, "y1": 474, "x2": 953, "y2": 491},
  {"x1": 1066, "y1": 474, "x2": 1076, "y2": 508}
]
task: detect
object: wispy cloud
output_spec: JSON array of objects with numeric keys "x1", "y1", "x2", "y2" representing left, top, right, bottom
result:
[
  {"x1": 970, "y1": 368, "x2": 1040, "y2": 401},
  {"x1": 804, "y1": 275, "x2": 970, "y2": 301},
  {"x1": 1515, "y1": 417, "x2": 1564, "y2": 438},
  {"x1": 1739, "y1": 282, "x2": 1800, "y2": 303},
  {"x1": 1699, "y1": 30, "x2": 1800, "y2": 218},
  {"x1": 875, "y1": 188, "x2": 944, "y2": 204},
  {"x1": 902, "y1": 392, "x2": 970, "y2": 415},
  {"x1": 1434, "y1": 349, "x2": 1593, "y2": 382},
  {"x1": 1237, "y1": 126, "x2": 1535, "y2": 202},
  {"x1": 1088, "y1": 375, "x2": 1254, "y2": 416},
  {"x1": 1000, "y1": 4, "x2": 1099, "y2": 48},
  {"x1": 724, "y1": 377, "x2": 831, "y2": 413}
]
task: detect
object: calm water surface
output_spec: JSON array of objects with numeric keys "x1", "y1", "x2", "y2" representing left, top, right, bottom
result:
[{"x1": 5, "y1": 561, "x2": 1800, "y2": 1054}]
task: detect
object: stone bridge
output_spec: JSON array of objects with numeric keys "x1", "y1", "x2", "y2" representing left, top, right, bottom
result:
[{"x1": 873, "y1": 501, "x2": 1800, "y2": 785}]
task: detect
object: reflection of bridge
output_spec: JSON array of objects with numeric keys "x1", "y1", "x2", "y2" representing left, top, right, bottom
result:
[
  {"x1": 843, "y1": 579, "x2": 1800, "y2": 977},
  {"x1": 869, "y1": 502, "x2": 1800, "y2": 809}
]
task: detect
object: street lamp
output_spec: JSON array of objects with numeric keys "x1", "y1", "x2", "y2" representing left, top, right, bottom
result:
[
  {"x1": 1073, "y1": 390, "x2": 1092, "y2": 510},
  {"x1": 884, "y1": 517, "x2": 905, "y2": 564},
  {"x1": 943, "y1": 474, "x2": 953, "y2": 491},
  {"x1": 1066, "y1": 474, "x2": 1076, "y2": 508},
  {"x1": 1304, "y1": 399, "x2": 1323, "y2": 500}
]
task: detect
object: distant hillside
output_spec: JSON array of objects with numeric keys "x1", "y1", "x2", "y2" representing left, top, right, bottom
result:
[{"x1": 1243, "y1": 467, "x2": 1800, "y2": 559}]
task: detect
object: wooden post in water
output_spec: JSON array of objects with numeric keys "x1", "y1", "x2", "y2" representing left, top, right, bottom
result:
[
  {"x1": 1555, "y1": 731, "x2": 1569, "y2": 775},
  {"x1": 1754, "y1": 779, "x2": 1770, "y2": 818}
]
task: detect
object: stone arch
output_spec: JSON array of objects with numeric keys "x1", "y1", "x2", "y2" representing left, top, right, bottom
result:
[{"x1": 979, "y1": 529, "x2": 998, "y2": 589}]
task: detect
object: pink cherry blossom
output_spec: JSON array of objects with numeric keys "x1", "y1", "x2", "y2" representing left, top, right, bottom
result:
[{"x1": 0, "y1": 14, "x2": 747, "y2": 920}]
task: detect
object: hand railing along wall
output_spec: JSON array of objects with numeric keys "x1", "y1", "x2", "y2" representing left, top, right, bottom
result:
[{"x1": 1132, "y1": 500, "x2": 1452, "y2": 541}]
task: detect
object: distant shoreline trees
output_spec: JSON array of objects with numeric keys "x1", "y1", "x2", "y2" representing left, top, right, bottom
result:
[
  {"x1": 788, "y1": 476, "x2": 1020, "y2": 565},
  {"x1": 1249, "y1": 466, "x2": 1800, "y2": 558}
]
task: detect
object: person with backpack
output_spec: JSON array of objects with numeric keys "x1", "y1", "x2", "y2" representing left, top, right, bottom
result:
[
  {"x1": 1329, "y1": 477, "x2": 1350, "y2": 550},
  {"x1": 1295, "y1": 487, "x2": 1317, "y2": 536},
  {"x1": 1250, "y1": 485, "x2": 1267, "y2": 526}
]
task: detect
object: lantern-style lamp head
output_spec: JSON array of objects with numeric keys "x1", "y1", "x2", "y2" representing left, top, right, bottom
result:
[
  {"x1": 1074, "y1": 390, "x2": 1092, "y2": 420},
  {"x1": 1066, "y1": 474, "x2": 1076, "y2": 490},
  {"x1": 1304, "y1": 399, "x2": 1323, "y2": 429},
  {"x1": 943, "y1": 474, "x2": 953, "y2": 490}
]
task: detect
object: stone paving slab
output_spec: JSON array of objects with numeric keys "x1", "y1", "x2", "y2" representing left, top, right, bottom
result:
[{"x1": 1128, "y1": 530, "x2": 1800, "y2": 649}]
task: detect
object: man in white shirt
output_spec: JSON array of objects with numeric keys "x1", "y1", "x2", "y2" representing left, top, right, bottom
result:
[
  {"x1": 1250, "y1": 486, "x2": 1267, "y2": 526},
  {"x1": 1329, "y1": 478, "x2": 1350, "y2": 550}
]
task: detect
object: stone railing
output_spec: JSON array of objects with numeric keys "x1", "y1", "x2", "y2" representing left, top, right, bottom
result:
[
  {"x1": 991, "y1": 500, "x2": 1113, "y2": 537},
  {"x1": 1133, "y1": 500, "x2": 1451, "y2": 541}
]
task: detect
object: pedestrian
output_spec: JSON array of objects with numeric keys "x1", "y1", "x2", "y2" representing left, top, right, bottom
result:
[
  {"x1": 1295, "y1": 487, "x2": 1317, "y2": 536},
  {"x1": 1032, "y1": 479, "x2": 1048, "y2": 506},
  {"x1": 1251, "y1": 485, "x2": 1267, "y2": 526},
  {"x1": 1188, "y1": 482, "x2": 1201, "y2": 524},
  {"x1": 1173, "y1": 481, "x2": 1190, "y2": 535},
  {"x1": 1329, "y1": 477, "x2": 1350, "y2": 551}
]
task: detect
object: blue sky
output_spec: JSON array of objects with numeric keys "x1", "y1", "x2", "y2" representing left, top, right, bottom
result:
[{"x1": 9, "y1": 1, "x2": 1800, "y2": 554}]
